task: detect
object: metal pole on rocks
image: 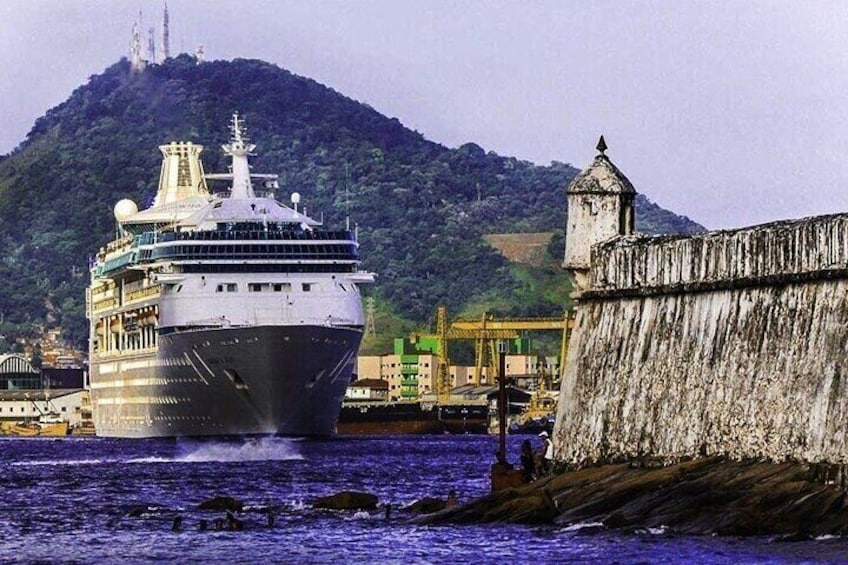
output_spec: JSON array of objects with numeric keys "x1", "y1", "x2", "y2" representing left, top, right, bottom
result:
[
  {"x1": 497, "y1": 341, "x2": 507, "y2": 464},
  {"x1": 490, "y1": 341, "x2": 522, "y2": 492}
]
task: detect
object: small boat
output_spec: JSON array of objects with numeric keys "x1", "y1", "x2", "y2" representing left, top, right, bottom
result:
[
  {"x1": 0, "y1": 412, "x2": 70, "y2": 437},
  {"x1": 508, "y1": 392, "x2": 557, "y2": 435},
  {"x1": 508, "y1": 414, "x2": 554, "y2": 435}
]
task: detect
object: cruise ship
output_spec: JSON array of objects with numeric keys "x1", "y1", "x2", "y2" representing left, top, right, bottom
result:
[{"x1": 86, "y1": 114, "x2": 373, "y2": 437}]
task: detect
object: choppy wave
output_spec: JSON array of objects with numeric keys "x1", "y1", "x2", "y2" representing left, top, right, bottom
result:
[
  {"x1": 559, "y1": 521, "x2": 606, "y2": 532},
  {"x1": 4, "y1": 436, "x2": 847, "y2": 563},
  {"x1": 11, "y1": 458, "x2": 108, "y2": 467}
]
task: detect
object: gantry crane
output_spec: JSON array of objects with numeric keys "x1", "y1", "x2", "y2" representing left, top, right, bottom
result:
[
  {"x1": 452, "y1": 311, "x2": 574, "y2": 388},
  {"x1": 412, "y1": 306, "x2": 519, "y2": 403},
  {"x1": 411, "y1": 306, "x2": 575, "y2": 404}
]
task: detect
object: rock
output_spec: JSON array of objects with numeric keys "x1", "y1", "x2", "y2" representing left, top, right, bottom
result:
[
  {"x1": 418, "y1": 458, "x2": 848, "y2": 536},
  {"x1": 313, "y1": 491, "x2": 378, "y2": 511},
  {"x1": 480, "y1": 491, "x2": 558, "y2": 524},
  {"x1": 126, "y1": 506, "x2": 146, "y2": 518},
  {"x1": 198, "y1": 496, "x2": 244, "y2": 512},
  {"x1": 125, "y1": 504, "x2": 162, "y2": 517},
  {"x1": 603, "y1": 511, "x2": 629, "y2": 529},
  {"x1": 406, "y1": 497, "x2": 446, "y2": 514},
  {"x1": 774, "y1": 531, "x2": 814, "y2": 543}
]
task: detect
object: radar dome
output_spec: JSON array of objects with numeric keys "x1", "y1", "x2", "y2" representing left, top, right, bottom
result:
[
  {"x1": 114, "y1": 199, "x2": 138, "y2": 222},
  {"x1": 291, "y1": 192, "x2": 301, "y2": 204}
]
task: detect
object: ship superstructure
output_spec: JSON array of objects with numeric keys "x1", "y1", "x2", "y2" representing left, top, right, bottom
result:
[{"x1": 86, "y1": 114, "x2": 373, "y2": 437}]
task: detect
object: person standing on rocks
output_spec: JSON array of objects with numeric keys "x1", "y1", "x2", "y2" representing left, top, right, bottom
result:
[{"x1": 538, "y1": 431, "x2": 554, "y2": 475}]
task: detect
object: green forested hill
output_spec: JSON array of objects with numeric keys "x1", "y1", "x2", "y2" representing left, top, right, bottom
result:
[{"x1": 0, "y1": 56, "x2": 703, "y2": 350}]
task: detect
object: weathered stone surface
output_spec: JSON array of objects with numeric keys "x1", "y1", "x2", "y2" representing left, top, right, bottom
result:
[
  {"x1": 556, "y1": 275, "x2": 848, "y2": 464},
  {"x1": 313, "y1": 491, "x2": 378, "y2": 511},
  {"x1": 550, "y1": 146, "x2": 848, "y2": 537},
  {"x1": 556, "y1": 214, "x2": 848, "y2": 466},
  {"x1": 419, "y1": 458, "x2": 848, "y2": 536},
  {"x1": 198, "y1": 496, "x2": 244, "y2": 512},
  {"x1": 588, "y1": 214, "x2": 848, "y2": 296},
  {"x1": 561, "y1": 156, "x2": 848, "y2": 467}
]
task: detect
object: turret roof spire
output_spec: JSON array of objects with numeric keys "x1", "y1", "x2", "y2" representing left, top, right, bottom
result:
[{"x1": 567, "y1": 137, "x2": 636, "y2": 195}]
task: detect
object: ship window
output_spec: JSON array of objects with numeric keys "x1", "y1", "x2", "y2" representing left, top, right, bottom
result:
[
  {"x1": 273, "y1": 283, "x2": 291, "y2": 292},
  {"x1": 227, "y1": 283, "x2": 237, "y2": 292},
  {"x1": 302, "y1": 283, "x2": 312, "y2": 292},
  {"x1": 249, "y1": 283, "x2": 271, "y2": 292}
]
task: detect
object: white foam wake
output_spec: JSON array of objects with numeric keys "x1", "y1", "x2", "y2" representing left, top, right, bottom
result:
[
  {"x1": 170, "y1": 437, "x2": 304, "y2": 463},
  {"x1": 11, "y1": 438, "x2": 302, "y2": 466}
]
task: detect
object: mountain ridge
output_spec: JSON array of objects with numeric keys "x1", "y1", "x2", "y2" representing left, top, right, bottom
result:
[{"x1": 0, "y1": 56, "x2": 703, "y2": 350}]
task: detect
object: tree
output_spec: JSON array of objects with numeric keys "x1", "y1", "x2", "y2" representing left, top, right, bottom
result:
[{"x1": 30, "y1": 342, "x2": 43, "y2": 370}]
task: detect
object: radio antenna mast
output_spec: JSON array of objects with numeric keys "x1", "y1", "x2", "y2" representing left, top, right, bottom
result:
[
  {"x1": 163, "y1": 2, "x2": 170, "y2": 59},
  {"x1": 345, "y1": 163, "x2": 351, "y2": 231}
]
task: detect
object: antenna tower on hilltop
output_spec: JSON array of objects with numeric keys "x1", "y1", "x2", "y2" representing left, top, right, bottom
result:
[
  {"x1": 129, "y1": 14, "x2": 146, "y2": 73},
  {"x1": 162, "y1": 2, "x2": 170, "y2": 59},
  {"x1": 148, "y1": 27, "x2": 156, "y2": 64}
]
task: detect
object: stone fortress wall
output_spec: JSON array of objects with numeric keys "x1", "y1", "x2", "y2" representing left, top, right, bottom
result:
[
  {"x1": 589, "y1": 214, "x2": 848, "y2": 297},
  {"x1": 556, "y1": 146, "x2": 848, "y2": 466}
]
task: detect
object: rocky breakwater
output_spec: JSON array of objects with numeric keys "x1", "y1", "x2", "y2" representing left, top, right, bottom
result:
[{"x1": 418, "y1": 457, "x2": 848, "y2": 537}]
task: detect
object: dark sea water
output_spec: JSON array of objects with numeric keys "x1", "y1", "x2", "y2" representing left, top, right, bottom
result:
[{"x1": 1, "y1": 435, "x2": 846, "y2": 564}]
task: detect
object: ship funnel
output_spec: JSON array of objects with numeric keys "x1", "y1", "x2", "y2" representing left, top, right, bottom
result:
[{"x1": 154, "y1": 141, "x2": 210, "y2": 206}]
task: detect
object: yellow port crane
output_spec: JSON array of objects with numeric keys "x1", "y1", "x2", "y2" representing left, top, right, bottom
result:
[
  {"x1": 411, "y1": 306, "x2": 575, "y2": 404},
  {"x1": 452, "y1": 311, "x2": 575, "y2": 388}
]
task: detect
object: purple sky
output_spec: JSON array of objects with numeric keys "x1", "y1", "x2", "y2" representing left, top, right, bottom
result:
[{"x1": 2, "y1": 1, "x2": 847, "y2": 230}]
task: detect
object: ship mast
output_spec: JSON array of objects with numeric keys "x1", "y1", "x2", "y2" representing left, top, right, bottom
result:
[{"x1": 222, "y1": 112, "x2": 256, "y2": 199}]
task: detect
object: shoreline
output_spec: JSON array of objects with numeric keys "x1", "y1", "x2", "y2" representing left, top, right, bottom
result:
[{"x1": 418, "y1": 456, "x2": 848, "y2": 537}]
